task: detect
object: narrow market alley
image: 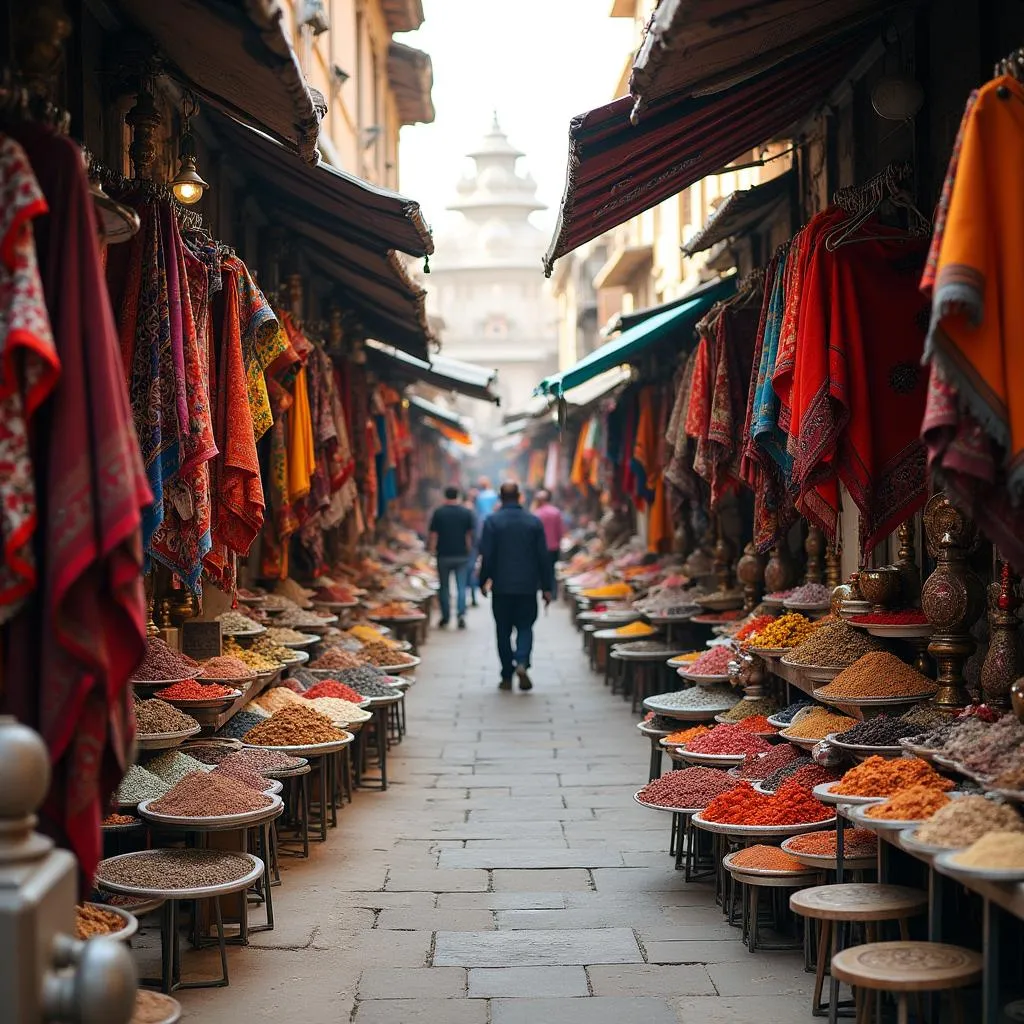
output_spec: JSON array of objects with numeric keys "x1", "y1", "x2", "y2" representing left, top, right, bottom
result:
[{"x1": 180, "y1": 606, "x2": 815, "y2": 1024}]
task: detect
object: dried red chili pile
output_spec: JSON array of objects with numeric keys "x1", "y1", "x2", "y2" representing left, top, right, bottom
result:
[
  {"x1": 303, "y1": 679, "x2": 365, "y2": 703},
  {"x1": 701, "y1": 779, "x2": 833, "y2": 826},
  {"x1": 154, "y1": 679, "x2": 236, "y2": 701},
  {"x1": 687, "y1": 725, "x2": 774, "y2": 756},
  {"x1": 738, "y1": 743, "x2": 801, "y2": 780},
  {"x1": 849, "y1": 609, "x2": 929, "y2": 625},
  {"x1": 734, "y1": 715, "x2": 778, "y2": 735},
  {"x1": 315, "y1": 584, "x2": 358, "y2": 603},
  {"x1": 733, "y1": 615, "x2": 776, "y2": 641},
  {"x1": 636, "y1": 767, "x2": 739, "y2": 809},
  {"x1": 784, "y1": 763, "x2": 841, "y2": 790}
]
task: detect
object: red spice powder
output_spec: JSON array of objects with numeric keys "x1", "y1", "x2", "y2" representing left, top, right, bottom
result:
[
  {"x1": 303, "y1": 680, "x2": 365, "y2": 703},
  {"x1": 734, "y1": 715, "x2": 779, "y2": 735},
  {"x1": 849, "y1": 610, "x2": 929, "y2": 625},
  {"x1": 731, "y1": 845, "x2": 807, "y2": 872},
  {"x1": 738, "y1": 744, "x2": 800, "y2": 780},
  {"x1": 154, "y1": 679, "x2": 235, "y2": 700},
  {"x1": 786, "y1": 829, "x2": 877, "y2": 858},
  {"x1": 687, "y1": 725, "x2": 774, "y2": 756},
  {"x1": 702, "y1": 779, "x2": 833, "y2": 826},
  {"x1": 734, "y1": 615, "x2": 775, "y2": 641}
]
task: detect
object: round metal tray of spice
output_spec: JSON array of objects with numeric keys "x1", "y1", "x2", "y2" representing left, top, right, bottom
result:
[
  {"x1": 812, "y1": 780, "x2": 886, "y2": 807},
  {"x1": 138, "y1": 793, "x2": 283, "y2": 828},
  {"x1": 96, "y1": 849, "x2": 265, "y2": 899},
  {"x1": 692, "y1": 810, "x2": 836, "y2": 836},
  {"x1": 723, "y1": 846, "x2": 819, "y2": 876},
  {"x1": 76, "y1": 902, "x2": 138, "y2": 942},
  {"x1": 136, "y1": 725, "x2": 201, "y2": 751}
]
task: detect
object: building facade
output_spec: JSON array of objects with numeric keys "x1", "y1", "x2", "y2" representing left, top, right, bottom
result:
[{"x1": 424, "y1": 118, "x2": 559, "y2": 429}]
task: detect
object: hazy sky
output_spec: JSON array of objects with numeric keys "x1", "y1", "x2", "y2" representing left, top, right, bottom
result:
[{"x1": 397, "y1": 1, "x2": 634, "y2": 236}]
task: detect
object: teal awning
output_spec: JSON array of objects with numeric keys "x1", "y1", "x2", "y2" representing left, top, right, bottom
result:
[{"x1": 535, "y1": 276, "x2": 736, "y2": 397}]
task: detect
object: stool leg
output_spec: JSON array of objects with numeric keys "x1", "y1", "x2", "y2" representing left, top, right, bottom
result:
[
  {"x1": 812, "y1": 920, "x2": 829, "y2": 1015},
  {"x1": 952, "y1": 992, "x2": 965, "y2": 1024},
  {"x1": 898, "y1": 916, "x2": 910, "y2": 941},
  {"x1": 897, "y1": 994, "x2": 908, "y2": 1024}
]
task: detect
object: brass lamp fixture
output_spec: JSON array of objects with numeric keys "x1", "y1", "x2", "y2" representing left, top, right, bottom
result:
[{"x1": 170, "y1": 92, "x2": 208, "y2": 205}]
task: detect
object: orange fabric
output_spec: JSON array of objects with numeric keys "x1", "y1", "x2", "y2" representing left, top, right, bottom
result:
[
  {"x1": 287, "y1": 366, "x2": 315, "y2": 502},
  {"x1": 647, "y1": 473, "x2": 671, "y2": 553},
  {"x1": 926, "y1": 74, "x2": 1024, "y2": 495},
  {"x1": 570, "y1": 419, "x2": 591, "y2": 491}
]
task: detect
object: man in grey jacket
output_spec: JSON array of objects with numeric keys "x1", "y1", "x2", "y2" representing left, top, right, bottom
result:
[{"x1": 479, "y1": 482, "x2": 554, "y2": 691}]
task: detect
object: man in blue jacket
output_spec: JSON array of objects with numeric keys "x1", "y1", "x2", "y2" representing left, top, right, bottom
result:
[{"x1": 479, "y1": 482, "x2": 554, "y2": 691}]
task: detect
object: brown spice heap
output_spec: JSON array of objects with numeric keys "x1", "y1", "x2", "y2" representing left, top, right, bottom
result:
[
  {"x1": 212, "y1": 761, "x2": 270, "y2": 791},
  {"x1": 782, "y1": 708, "x2": 857, "y2": 740},
  {"x1": 132, "y1": 990, "x2": 180, "y2": 1024},
  {"x1": 198, "y1": 655, "x2": 253, "y2": 679},
  {"x1": 216, "y1": 748, "x2": 303, "y2": 772},
  {"x1": 786, "y1": 829, "x2": 877, "y2": 858},
  {"x1": 102, "y1": 813, "x2": 140, "y2": 827},
  {"x1": 130, "y1": 637, "x2": 199, "y2": 682},
  {"x1": 914, "y1": 795, "x2": 1024, "y2": 848},
  {"x1": 96, "y1": 849, "x2": 255, "y2": 890},
  {"x1": 786, "y1": 618, "x2": 880, "y2": 668},
  {"x1": 730, "y1": 845, "x2": 807, "y2": 872},
  {"x1": 149, "y1": 771, "x2": 272, "y2": 816},
  {"x1": 833, "y1": 755, "x2": 955, "y2": 798},
  {"x1": 244, "y1": 704, "x2": 346, "y2": 746},
  {"x1": 358, "y1": 641, "x2": 414, "y2": 666},
  {"x1": 75, "y1": 903, "x2": 125, "y2": 939},
  {"x1": 309, "y1": 647, "x2": 362, "y2": 670},
  {"x1": 816, "y1": 652, "x2": 938, "y2": 700},
  {"x1": 865, "y1": 785, "x2": 951, "y2": 820},
  {"x1": 133, "y1": 698, "x2": 199, "y2": 735},
  {"x1": 253, "y1": 687, "x2": 305, "y2": 714}
]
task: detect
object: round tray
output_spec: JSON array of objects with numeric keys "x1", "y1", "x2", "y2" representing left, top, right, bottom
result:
[
  {"x1": 368, "y1": 613, "x2": 424, "y2": 624},
  {"x1": 643, "y1": 694, "x2": 734, "y2": 717},
  {"x1": 679, "y1": 671, "x2": 732, "y2": 686},
  {"x1": 96, "y1": 851, "x2": 264, "y2": 900},
  {"x1": 899, "y1": 738, "x2": 943, "y2": 761},
  {"x1": 614, "y1": 645, "x2": 687, "y2": 662},
  {"x1": 722, "y1": 850, "x2": 821, "y2": 877},
  {"x1": 102, "y1": 818, "x2": 144, "y2": 833},
  {"x1": 745, "y1": 645, "x2": 790, "y2": 659},
  {"x1": 313, "y1": 599, "x2": 359, "y2": 611},
  {"x1": 131, "y1": 992, "x2": 181, "y2": 1024},
  {"x1": 80, "y1": 903, "x2": 139, "y2": 942},
  {"x1": 777, "y1": 729, "x2": 825, "y2": 750},
  {"x1": 813, "y1": 691, "x2": 931, "y2": 710},
  {"x1": 636, "y1": 722, "x2": 674, "y2": 738},
  {"x1": 849, "y1": 802, "x2": 939, "y2": 832},
  {"x1": 766, "y1": 712, "x2": 810, "y2": 729},
  {"x1": 862, "y1": 623, "x2": 933, "y2": 639},
  {"x1": 592, "y1": 611, "x2": 643, "y2": 624},
  {"x1": 645, "y1": 611, "x2": 697, "y2": 625},
  {"x1": 237, "y1": 593, "x2": 266, "y2": 605},
  {"x1": 986, "y1": 787, "x2": 1024, "y2": 805},
  {"x1": 691, "y1": 811, "x2": 836, "y2": 837},
  {"x1": 779, "y1": 836, "x2": 877, "y2": 869},
  {"x1": 220, "y1": 624, "x2": 267, "y2": 638},
  {"x1": 195, "y1": 669, "x2": 259, "y2": 687},
  {"x1": 632, "y1": 791, "x2": 699, "y2": 814},
  {"x1": 812, "y1": 781, "x2": 886, "y2": 807},
  {"x1": 137, "y1": 794, "x2": 283, "y2": 829},
  {"x1": 136, "y1": 725, "x2": 202, "y2": 751},
  {"x1": 242, "y1": 733, "x2": 354, "y2": 757},
  {"x1": 667, "y1": 654, "x2": 700, "y2": 668},
  {"x1": 934, "y1": 848, "x2": 1024, "y2": 883},
  {"x1": 280, "y1": 649, "x2": 311, "y2": 667},
  {"x1": 363, "y1": 692, "x2": 402, "y2": 707},
  {"x1": 130, "y1": 675, "x2": 198, "y2": 689},
  {"x1": 675, "y1": 749, "x2": 748, "y2": 767},
  {"x1": 780, "y1": 657, "x2": 843, "y2": 684},
  {"x1": 276, "y1": 633, "x2": 321, "y2": 649},
  {"x1": 154, "y1": 688, "x2": 243, "y2": 710},
  {"x1": 827, "y1": 733, "x2": 905, "y2": 760},
  {"x1": 373, "y1": 656, "x2": 421, "y2": 674},
  {"x1": 899, "y1": 826, "x2": 962, "y2": 856},
  {"x1": 695, "y1": 594, "x2": 745, "y2": 612},
  {"x1": 594, "y1": 627, "x2": 656, "y2": 641},
  {"x1": 783, "y1": 600, "x2": 832, "y2": 613}
]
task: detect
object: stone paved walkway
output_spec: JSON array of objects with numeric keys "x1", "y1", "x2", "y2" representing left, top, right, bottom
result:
[{"x1": 183, "y1": 603, "x2": 817, "y2": 1023}]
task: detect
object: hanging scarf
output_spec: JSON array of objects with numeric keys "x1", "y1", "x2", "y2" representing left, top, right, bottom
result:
[
  {"x1": 4, "y1": 124, "x2": 149, "y2": 885},
  {"x1": 0, "y1": 136, "x2": 60, "y2": 619}
]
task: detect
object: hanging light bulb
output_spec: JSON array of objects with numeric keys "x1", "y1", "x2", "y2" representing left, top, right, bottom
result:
[{"x1": 170, "y1": 92, "x2": 208, "y2": 205}]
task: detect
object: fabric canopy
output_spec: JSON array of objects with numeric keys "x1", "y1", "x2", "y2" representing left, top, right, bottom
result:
[
  {"x1": 683, "y1": 171, "x2": 794, "y2": 256},
  {"x1": 543, "y1": 33, "x2": 870, "y2": 274},
  {"x1": 366, "y1": 340, "x2": 499, "y2": 403},
  {"x1": 630, "y1": 0, "x2": 898, "y2": 116},
  {"x1": 408, "y1": 395, "x2": 473, "y2": 444},
  {"x1": 116, "y1": 0, "x2": 322, "y2": 163},
  {"x1": 606, "y1": 276, "x2": 731, "y2": 334},
  {"x1": 536, "y1": 276, "x2": 735, "y2": 397}
]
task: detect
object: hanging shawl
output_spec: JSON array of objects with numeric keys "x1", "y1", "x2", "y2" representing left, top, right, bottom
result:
[
  {"x1": 4, "y1": 124, "x2": 150, "y2": 884},
  {"x1": 632, "y1": 385, "x2": 659, "y2": 506},
  {"x1": 921, "y1": 77, "x2": 1024, "y2": 567},
  {"x1": 792, "y1": 220, "x2": 929, "y2": 551},
  {"x1": 149, "y1": 204, "x2": 216, "y2": 592},
  {"x1": 204, "y1": 263, "x2": 264, "y2": 591},
  {"x1": 108, "y1": 200, "x2": 176, "y2": 556},
  {"x1": 0, "y1": 136, "x2": 60, "y2": 619}
]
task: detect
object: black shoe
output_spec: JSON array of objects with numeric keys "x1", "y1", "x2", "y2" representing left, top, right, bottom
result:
[
  {"x1": 498, "y1": 677, "x2": 513, "y2": 691},
  {"x1": 438, "y1": 618, "x2": 449, "y2": 629},
  {"x1": 471, "y1": 599, "x2": 478, "y2": 607},
  {"x1": 457, "y1": 617, "x2": 466, "y2": 629},
  {"x1": 516, "y1": 665, "x2": 533, "y2": 691}
]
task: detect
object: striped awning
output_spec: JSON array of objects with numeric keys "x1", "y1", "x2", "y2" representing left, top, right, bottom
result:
[{"x1": 543, "y1": 33, "x2": 871, "y2": 275}]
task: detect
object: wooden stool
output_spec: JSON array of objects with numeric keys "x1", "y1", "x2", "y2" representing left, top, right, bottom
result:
[
  {"x1": 831, "y1": 941, "x2": 981, "y2": 1024},
  {"x1": 790, "y1": 883, "x2": 928, "y2": 1022}
]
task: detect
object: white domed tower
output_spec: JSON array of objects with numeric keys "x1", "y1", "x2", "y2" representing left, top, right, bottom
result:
[{"x1": 425, "y1": 116, "x2": 559, "y2": 429}]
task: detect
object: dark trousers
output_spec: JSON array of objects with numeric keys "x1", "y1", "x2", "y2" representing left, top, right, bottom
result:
[
  {"x1": 491, "y1": 593, "x2": 538, "y2": 679},
  {"x1": 547, "y1": 550, "x2": 559, "y2": 598}
]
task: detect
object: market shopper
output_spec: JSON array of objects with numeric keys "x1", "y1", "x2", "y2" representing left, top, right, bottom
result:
[
  {"x1": 465, "y1": 487, "x2": 481, "y2": 608},
  {"x1": 532, "y1": 488, "x2": 564, "y2": 598},
  {"x1": 479, "y1": 482, "x2": 554, "y2": 690},
  {"x1": 428, "y1": 487, "x2": 476, "y2": 629}
]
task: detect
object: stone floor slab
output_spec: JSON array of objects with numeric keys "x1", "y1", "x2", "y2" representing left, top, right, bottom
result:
[
  {"x1": 491, "y1": 996, "x2": 679, "y2": 1024},
  {"x1": 668, "y1": 994, "x2": 818, "y2": 1023},
  {"x1": 586, "y1": 963, "x2": 716, "y2": 997},
  {"x1": 433, "y1": 928, "x2": 642, "y2": 967},
  {"x1": 441, "y1": 847, "x2": 621, "y2": 869},
  {"x1": 357, "y1": 967, "x2": 467, "y2": 999},
  {"x1": 467, "y1": 966, "x2": 589, "y2": 998},
  {"x1": 491, "y1": 868, "x2": 593, "y2": 892},
  {"x1": 354, "y1": 998, "x2": 488, "y2": 1024},
  {"x1": 385, "y1": 868, "x2": 489, "y2": 892}
]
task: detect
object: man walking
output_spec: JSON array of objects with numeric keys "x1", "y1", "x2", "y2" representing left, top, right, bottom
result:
[
  {"x1": 479, "y1": 482, "x2": 553, "y2": 691},
  {"x1": 428, "y1": 486, "x2": 476, "y2": 629},
  {"x1": 532, "y1": 489, "x2": 564, "y2": 599}
]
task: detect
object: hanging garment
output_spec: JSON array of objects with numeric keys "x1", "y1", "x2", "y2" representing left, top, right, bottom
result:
[
  {"x1": 0, "y1": 135, "x2": 60, "y2": 619},
  {"x1": 921, "y1": 76, "x2": 1024, "y2": 566},
  {"x1": 632, "y1": 386, "x2": 660, "y2": 507},
  {"x1": 4, "y1": 123, "x2": 150, "y2": 884}
]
